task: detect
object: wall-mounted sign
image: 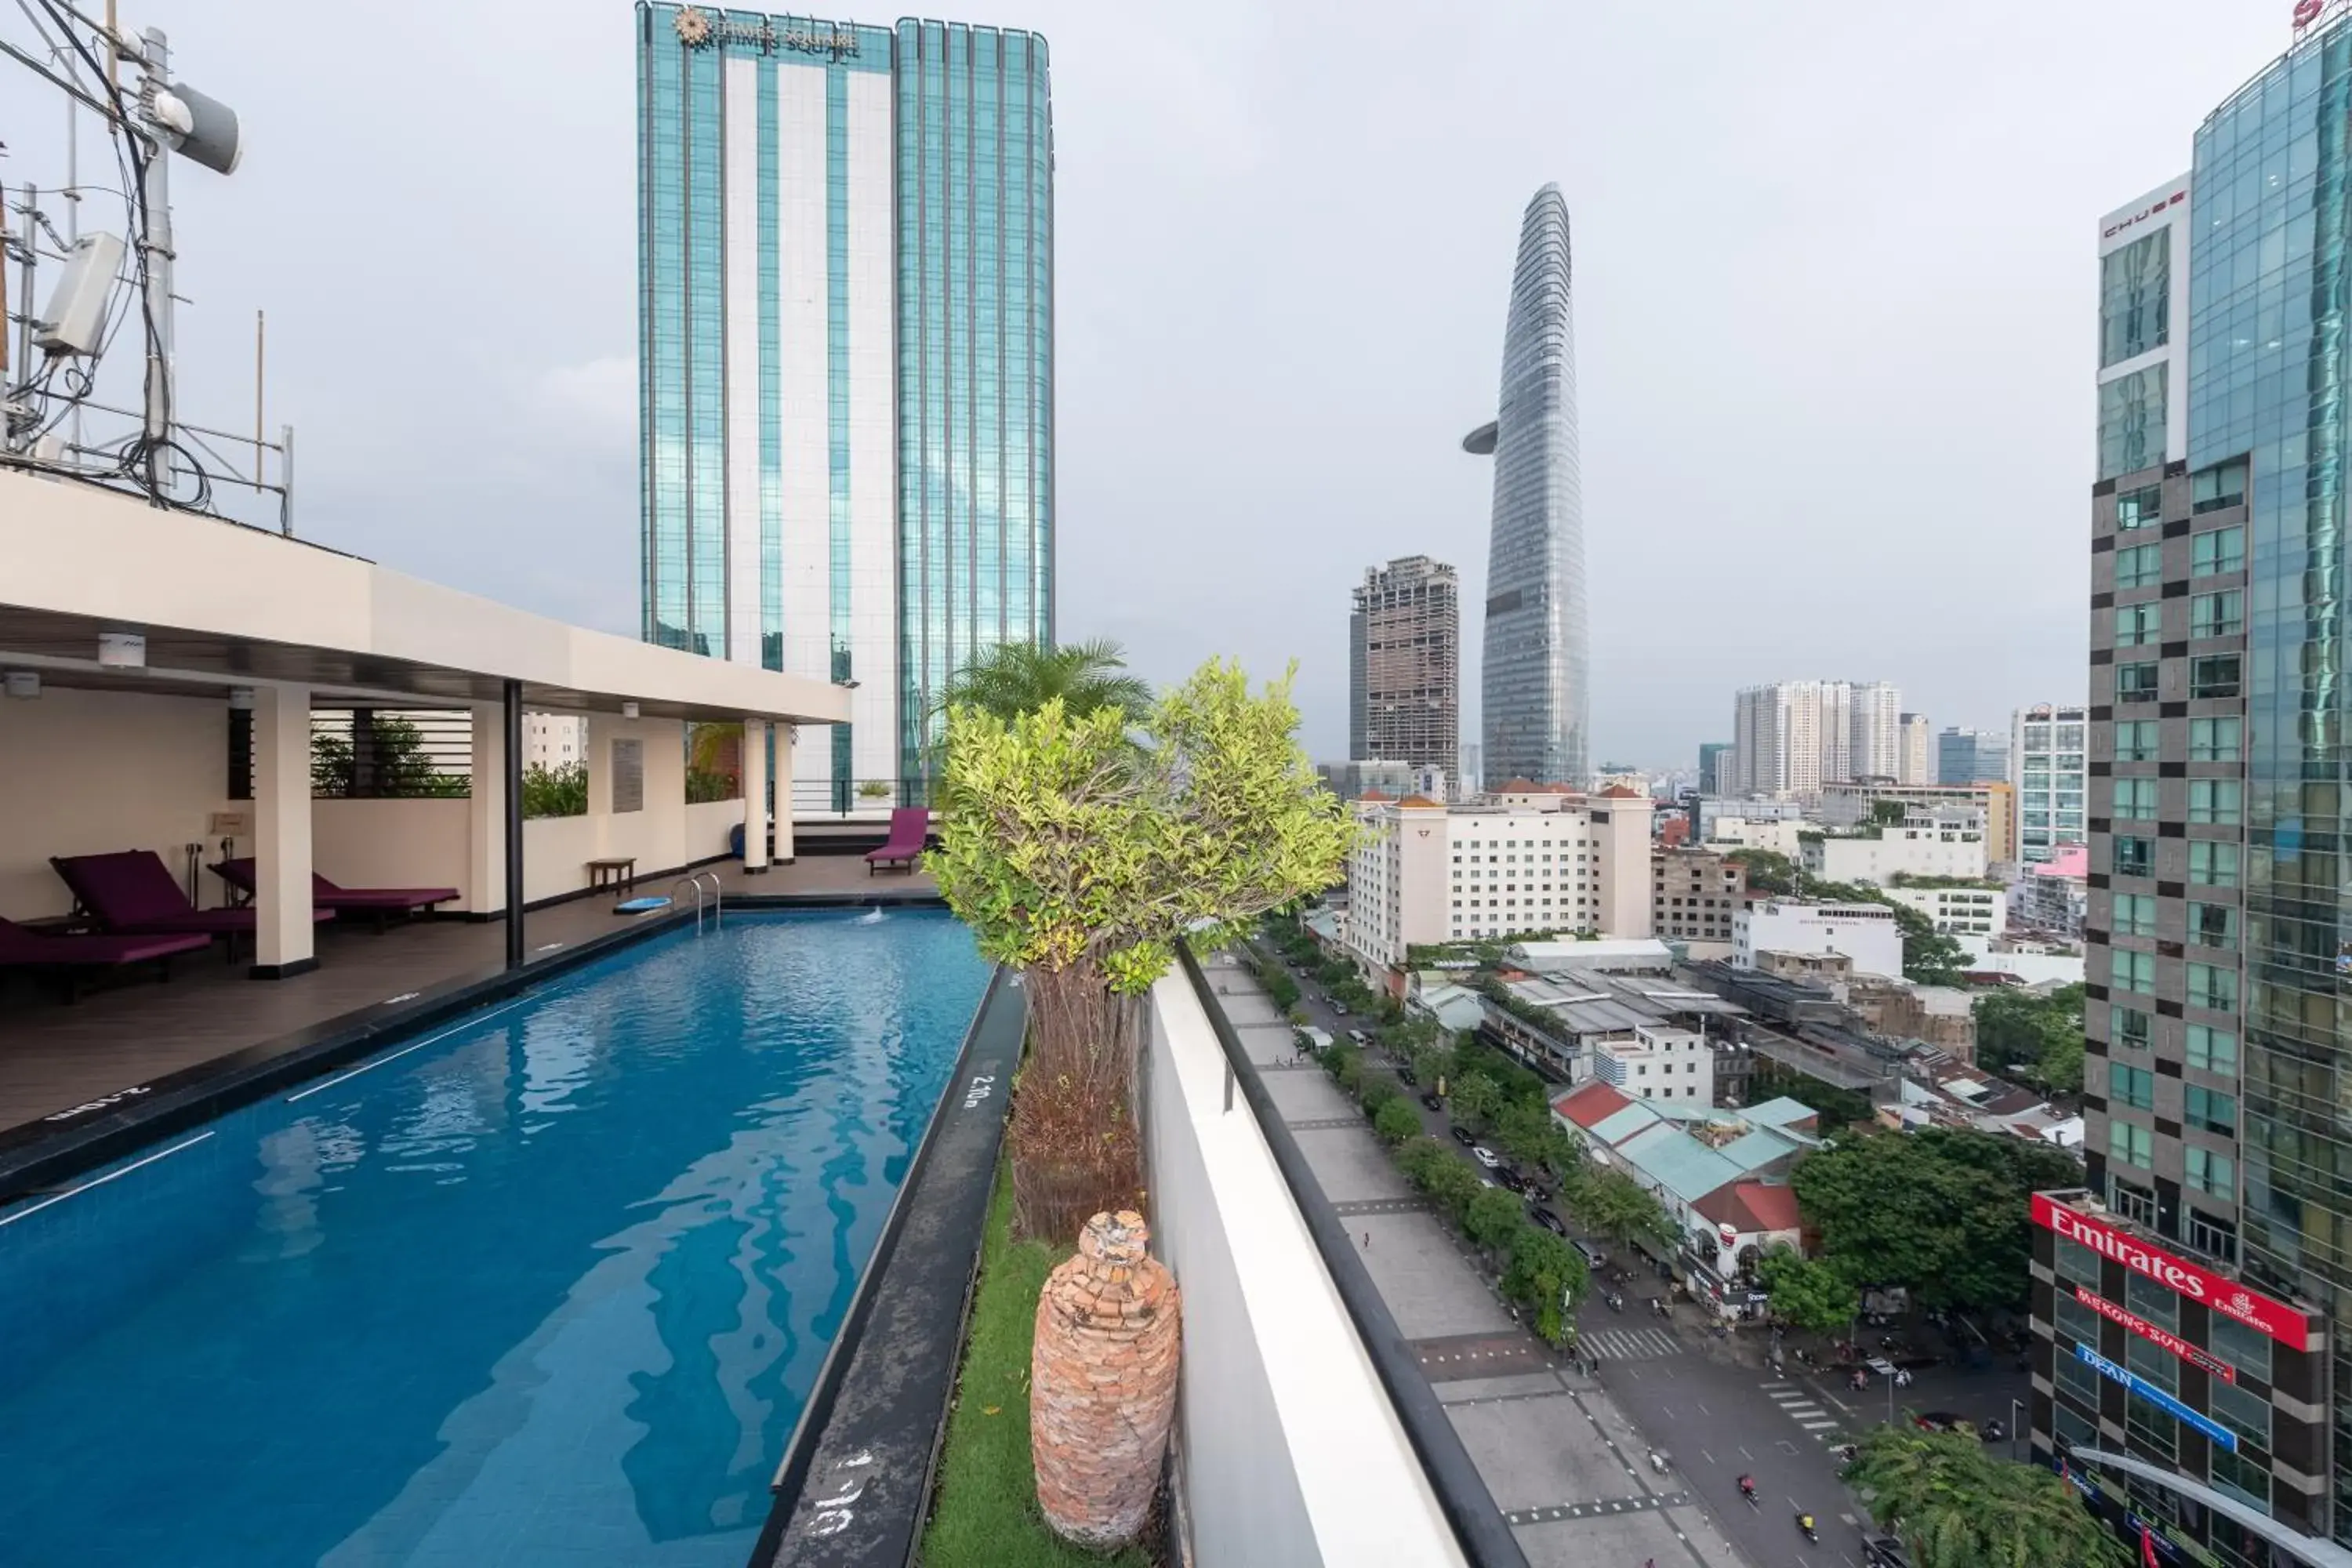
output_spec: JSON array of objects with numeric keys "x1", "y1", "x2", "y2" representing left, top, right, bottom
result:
[
  {"x1": 673, "y1": 6, "x2": 860, "y2": 58},
  {"x1": 2074, "y1": 1344, "x2": 2238, "y2": 1453},
  {"x1": 2074, "y1": 1286, "x2": 2237, "y2": 1383},
  {"x1": 2293, "y1": 0, "x2": 2351, "y2": 39},
  {"x1": 2102, "y1": 190, "x2": 2187, "y2": 241},
  {"x1": 2034, "y1": 1195, "x2": 2310, "y2": 1348}
]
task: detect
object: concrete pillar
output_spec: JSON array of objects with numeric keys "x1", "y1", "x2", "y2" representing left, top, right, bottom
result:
[
  {"x1": 466, "y1": 704, "x2": 507, "y2": 915},
  {"x1": 742, "y1": 717, "x2": 771, "y2": 872},
  {"x1": 252, "y1": 683, "x2": 317, "y2": 978},
  {"x1": 773, "y1": 724, "x2": 796, "y2": 865}
]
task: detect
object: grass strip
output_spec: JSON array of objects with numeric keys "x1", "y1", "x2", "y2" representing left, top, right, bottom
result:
[{"x1": 919, "y1": 1157, "x2": 1152, "y2": 1567}]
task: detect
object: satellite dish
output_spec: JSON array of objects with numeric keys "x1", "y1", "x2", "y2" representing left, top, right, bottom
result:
[{"x1": 149, "y1": 82, "x2": 243, "y2": 175}]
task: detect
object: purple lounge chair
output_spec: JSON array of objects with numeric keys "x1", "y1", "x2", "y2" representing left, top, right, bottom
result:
[
  {"x1": 0, "y1": 917, "x2": 210, "y2": 982},
  {"x1": 50, "y1": 850, "x2": 331, "y2": 956},
  {"x1": 864, "y1": 808, "x2": 931, "y2": 876},
  {"x1": 210, "y1": 858, "x2": 459, "y2": 931}
]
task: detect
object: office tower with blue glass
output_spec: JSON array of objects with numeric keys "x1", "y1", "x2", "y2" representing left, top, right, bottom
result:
[
  {"x1": 636, "y1": 5, "x2": 1054, "y2": 805},
  {"x1": 1465, "y1": 184, "x2": 1589, "y2": 789},
  {"x1": 2037, "y1": 19, "x2": 2352, "y2": 1563}
]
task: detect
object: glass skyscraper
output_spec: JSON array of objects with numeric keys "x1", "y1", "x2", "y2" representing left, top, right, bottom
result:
[
  {"x1": 1465, "y1": 184, "x2": 1589, "y2": 789},
  {"x1": 636, "y1": 5, "x2": 1054, "y2": 804},
  {"x1": 2193, "y1": 23, "x2": 2352, "y2": 1549}
]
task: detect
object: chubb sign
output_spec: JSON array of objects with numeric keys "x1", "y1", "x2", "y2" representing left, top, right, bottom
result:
[{"x1": 2033, "y1": 1195, "x2": 2310, "y2": 1349}]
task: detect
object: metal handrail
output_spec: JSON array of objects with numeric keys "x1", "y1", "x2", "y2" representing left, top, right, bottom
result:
[{"x1": 671, "y1": 872, "x2": 723, "y2": 935}]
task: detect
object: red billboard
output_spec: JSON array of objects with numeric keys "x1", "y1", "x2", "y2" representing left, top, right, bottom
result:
[
  {"x1": 2074, "y1": 1286, "x2": 2238, "y2": 1383},
  {"x1": 2033, "y1": 1195, "x2": 2310, "y2": 1348}
]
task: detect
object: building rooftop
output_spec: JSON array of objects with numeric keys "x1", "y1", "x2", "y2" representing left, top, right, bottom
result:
[
  {"x1": 1553, "y1": 1083, "x2": 1820, "y2": 1207},
  {"x1": 1693, "y1": 1181, "x2": 1802, "y2": 1236}
]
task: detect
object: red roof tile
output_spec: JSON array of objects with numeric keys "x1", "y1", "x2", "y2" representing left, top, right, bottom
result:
[
  {"x1": 1552, "y1": 1080, "x2": 1634, "y2": 1131},
  {"x1": 1693, "y1": 1181, "x2": 1802, "y2": 1236},
  {"x1": 1359, "y1": 789, "x2": 1393, "y2": 802},
  {"x1": 1598, "y1": 785, "x2": 1645, "y2": 799},
  {"x1": 1395, "y1": 793, "x2": 1443, "y2": 808}
]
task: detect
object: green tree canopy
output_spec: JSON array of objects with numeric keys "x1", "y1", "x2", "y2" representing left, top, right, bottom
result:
[
  {"x1": 1791, "y1": 1127, "x2": 2083, "y2": 1312},
  {"x1": 931, "y1": 637, "x2": 1152, "y2": 725},
  {"x1": 1725, "y1": 848, "x2": 1797, "y2": 895},
  {"x1": 1843, "y1": 1426, "x2": 2130, "y2": 1568},
  {"x1": 1503, "y1": 1225, "x2": 1589, "y2": 1345},
  {"x1": 1449, "y1": 1073, "x2": 1503, "y2": 1130},
  {"x1": 1374, "y1": 1098, "x2": 1421, "y2": 1145},
  {"x1": 1755, "y1": 1245, "x2": 1860, "y2": 1334},
  {"x1": 1571, "y1": 1168, "x2": 1674, "y2": 1254},
  {"x1": 1465, "y1": 1189, "x2": 1526, "y2": 1258},
  {"x1": 1976, "y1": 984, "x2": 2087, "y2": 1096}
]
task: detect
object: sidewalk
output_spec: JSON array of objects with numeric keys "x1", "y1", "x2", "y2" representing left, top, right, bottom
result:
[{"x1": 1200, "y1": 954, "x2": 1751, "y2": 1568}]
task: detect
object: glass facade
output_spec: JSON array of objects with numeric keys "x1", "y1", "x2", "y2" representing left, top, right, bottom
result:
[
  {"x1": 893, "y1": 18, "x2": 1055, "y2": 786},
  {"x1": 2101, "y1": 230, "x2": 2172, "y2": 368},
  {"x1": 2190, "y1": 22, "x2": 2352, "y2": 1546},
  {"x1": 637, "y1": 6, "x2": 1053, "y2": 803},
  {"x1": 1472, "y1": 185, "x2": 1589, "y2": 787}
]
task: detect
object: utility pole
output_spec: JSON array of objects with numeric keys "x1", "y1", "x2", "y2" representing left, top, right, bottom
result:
[{"x1": 136, "y1": 25, "x2": 175, "y2": 499}]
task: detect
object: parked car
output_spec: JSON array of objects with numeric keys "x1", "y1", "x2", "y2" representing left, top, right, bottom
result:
[
  {"x1": 1472, "y1": 1146, "x2": 1501, "y2": 1169},
  {"x1": 1863, "y1": 1536, "x2": 1910, "y2": 1568},
  {"x1": 1530, "y1": 1206, "x2": 1568, "y2": 1236},
  {"x1": 1330, "y1": 1001, "x2": 1349, "y2": 1016},
  {"x1": 1345, "y1": 1028, "x2": 1369, "y2": 1045},
  {"x1": 1396, "y1": 1064, "x2": 1417, "y2": 1086},
  {"x1": 1421, "y1": 1091, "x2": 1445, "y2": 1112},
  {"x1": 1573, "y1": 1240, "x2": 1609, "y2": 1270},
  {"x1": 1450, "y1": 1126, "x2": 1477, "y2": 1147},
  {"x1": 1494, "y1": 1167, "x2": 1528, "y2": 1194}
]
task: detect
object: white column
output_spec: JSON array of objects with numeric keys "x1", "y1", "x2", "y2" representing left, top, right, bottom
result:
[
  {"x1": 252, "y1": 683, "x2": 316, "y2": 976},
  {"x1": 774, "y1": 724, "x2": 796, "y2": 865},
  {"x1": 466, "y1": 704, "x2": 507, "y2": 914},
  {"x1": 742, "y1": 717, "x2": 771, "y2": 872}
]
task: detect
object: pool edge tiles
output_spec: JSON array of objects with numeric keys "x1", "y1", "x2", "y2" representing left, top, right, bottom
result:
[{"x1": 0, "y1": 909, "x2": 990, "y2": 1568}]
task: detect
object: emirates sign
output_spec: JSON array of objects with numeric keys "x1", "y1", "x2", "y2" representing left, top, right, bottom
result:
[
  {"x1": 2073, "y1": 1287, "x2": 2238, "y2": 1384},
  {"x1": 2034, "y1": 1196, "x2": 2311, "y2": 1348}
]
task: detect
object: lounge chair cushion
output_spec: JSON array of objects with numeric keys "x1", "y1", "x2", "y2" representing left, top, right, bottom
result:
[
  {"x1": 212, "y1": 859, "x2": 457, "y2": 912},
  {"x1": 0, "y1": 918, "x2": 211, "y2": 967},
  {"x1": 863, "y1": 808, "x2": 931, "y2": 863},
  {"x1": 54, "y1": 851, "x2": 329, "y2": 935}
]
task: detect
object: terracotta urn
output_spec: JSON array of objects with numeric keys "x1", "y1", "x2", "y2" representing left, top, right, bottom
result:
[{"x1": 1029, "y1": 1209, "x2": 1181, "y2": 1548}]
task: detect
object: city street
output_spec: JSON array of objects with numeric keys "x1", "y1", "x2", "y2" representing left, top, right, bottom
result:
[{"x1": 1246, "y1": 943, "x2": 2033, "y2": 1568}]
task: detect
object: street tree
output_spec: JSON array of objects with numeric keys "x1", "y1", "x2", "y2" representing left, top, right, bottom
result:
[
  {"x1": 1976, "y1": 983, "x2": 2087, "y2": 1096},
  {"x1": 1573, "y1": 1168, "x2": 1673, "y2": 1254},
  {"x1": 1374, "y1": 1098, "x2": 1421, "y2": 1145},
  {"x1": 1465, "y1": 1189, "x2": 1526, "y2": 1261},
  {"x1": 1449, "y1": 1073, "x2": 1503, "y2": 1130},
  {"x1": 1504, "y1": 1226, "x2": 1589, "y2": 1344},
  {"x1": 1754, "y1": 1246, "x2": 1859, "y2": 1334},
  {"x1": 1396, "y1": 1136, "x2": 1454, "y2": 1189},
  {"x1": 1420, "y1": 1154, "x2": 1486, "y2": 1225},
  {"x1": 1791, "y1": 1127, "x2": 2082, "y2": 1313},
  {"x1": 1842, "y1": 1427, "x2": 2130, "y2": 1568}
]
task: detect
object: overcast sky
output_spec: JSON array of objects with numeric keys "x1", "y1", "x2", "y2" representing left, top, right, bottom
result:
[{"x1": 8, "y1": 0, "x2": 2295, "y2": 766}]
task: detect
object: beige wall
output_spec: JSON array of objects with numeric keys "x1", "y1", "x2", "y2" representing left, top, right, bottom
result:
[
  {"x1": 1592, "y1": 797, "x2": 1655, "y2": 939},
  {"x1": 0, "y1": 687, "x2": 755, "y2": 920},
  {"x1": 0, "y1": 685, "x2": 236, "y2": 920}
]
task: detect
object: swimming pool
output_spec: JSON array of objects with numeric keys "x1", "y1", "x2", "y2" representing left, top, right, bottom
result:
[{"x1": 0, "y1": 909, "x2": 990, "y2": 1566}]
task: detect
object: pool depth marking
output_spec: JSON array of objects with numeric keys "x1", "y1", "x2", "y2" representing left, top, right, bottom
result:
[
  {"x1": 0, "y1": 1131, "x2": 216, "y2": 1229},
  {"x1": 285, "y1": 997, "x2": 534, "y2": 1105}
]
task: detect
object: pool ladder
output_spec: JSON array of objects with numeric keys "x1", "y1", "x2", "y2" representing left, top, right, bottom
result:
[{"x1": 672, "y1": 873, "x2": 723, "y2": 935}]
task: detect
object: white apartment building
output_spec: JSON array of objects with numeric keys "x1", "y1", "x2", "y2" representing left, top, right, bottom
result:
[
  {"x1": 1802, "y1": 807, "x2": 1988, "y2": 885},
  {"x1": 2009, "y1": 702, "x2": 2087, "y2": 865},
  {"x1": 524, "y1": 713, "x2": 586, "y2": 771},
  {"x1": 1729, "y1": 680, "x2": 1902, "y2": 798},
  {"x1": 1703, "y1": 816, "x2": 1806, "y2": 856},
  {"x1": 1734, "y1": 898, "x2": 1905, "y2": 979},
  {"x1": 1897, "y1": 712, "x2": 1933, "y2": 786},
  {"x1": 1881, "y1": 884, "x2": 2008, "y2": 938},
  {"x1": 1591, "y1": 1025, "x2": 1716, "y2": 1105},
  {"x1": 1849, "y1": 682, "x2": 1902, "y2": 780},
  {"x1": 1342, "y1": 788, "x2": 1656, "y2": 971}
]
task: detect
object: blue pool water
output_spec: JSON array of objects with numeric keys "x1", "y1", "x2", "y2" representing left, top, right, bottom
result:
[{"x1": 0, "y1": 909, "x2": 989, "y2": 1567}]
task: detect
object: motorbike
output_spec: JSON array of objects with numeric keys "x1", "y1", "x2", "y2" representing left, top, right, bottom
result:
[
  {"x1": 1796, "y1": 1513, "x2": 1819, "y2": 1544},
  {"x1": 1606, "y1": 1292, "x2": 1624, "y2": 1312},
  {"x1": 1646, "y1": 1449, "x2": 1668, "y2": 1475}
]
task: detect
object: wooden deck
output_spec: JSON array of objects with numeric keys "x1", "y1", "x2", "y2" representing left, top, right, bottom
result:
[{"x1": 0, "y1": 851, "x2": 937, "y2": 1140}]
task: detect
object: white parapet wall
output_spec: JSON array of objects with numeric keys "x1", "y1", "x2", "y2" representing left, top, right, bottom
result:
[{"x1": 1142, "y1": 969, "x2": 1465, "y2": 1568}]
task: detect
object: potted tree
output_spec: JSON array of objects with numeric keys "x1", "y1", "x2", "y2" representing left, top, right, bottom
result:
[{"x1": 927, "y1": 656, "x2": 1355, "y2": 1547}]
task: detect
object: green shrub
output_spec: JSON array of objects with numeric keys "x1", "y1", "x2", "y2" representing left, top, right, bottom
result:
[{"x1": 1374, "y1": 1098, "x2": 1421, "y2": 1145}]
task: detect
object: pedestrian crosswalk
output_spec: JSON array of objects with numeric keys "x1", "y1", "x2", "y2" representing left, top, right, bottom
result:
[
  {"x1": 1762, "y1": 1380, "x2": 1845, "y2": 1436},
  {"x1": 1579, "y1": 1327, "x2": 1681, "y2": 1361}
]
